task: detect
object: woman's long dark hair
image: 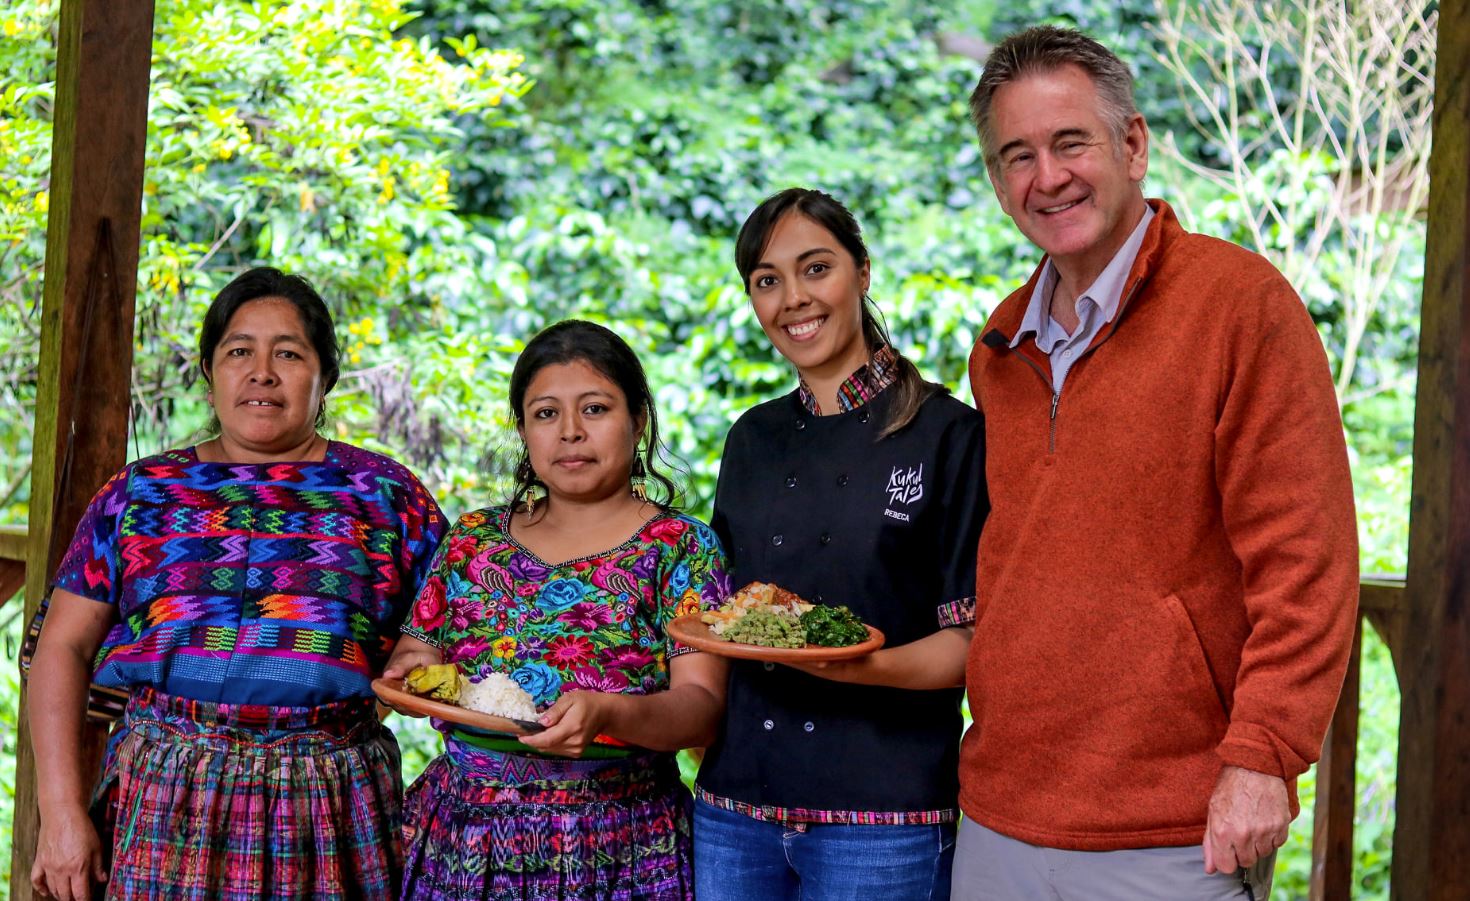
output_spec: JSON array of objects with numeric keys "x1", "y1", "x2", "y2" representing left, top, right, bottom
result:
[
  {"x1": 734, "y1": 188, "x2": 942, "y2": 438},
  {"x1": 507, "y1": 320, "x2": 682, "y2": 511}
]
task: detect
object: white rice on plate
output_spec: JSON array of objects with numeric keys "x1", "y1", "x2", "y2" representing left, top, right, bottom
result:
[{"x1": 457, "y1": 671, "x2": 539, "y2": 721}]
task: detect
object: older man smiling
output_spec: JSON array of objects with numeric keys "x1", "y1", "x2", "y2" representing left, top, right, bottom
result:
[{"x1": 952, "y1": 25, "x2": 1360, "y2": 901}]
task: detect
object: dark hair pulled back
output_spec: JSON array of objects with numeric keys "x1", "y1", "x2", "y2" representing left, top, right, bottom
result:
[
  {"x1": 734, "y1": 187, "x2": 942, "y2": 438},
  {"x1": 507, "y1": 319, "x2": 682, "y2": 511}
]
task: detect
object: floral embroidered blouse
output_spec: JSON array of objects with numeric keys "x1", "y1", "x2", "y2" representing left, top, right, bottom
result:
[{"x1": 403, "y1": 506, "x2": 730, "y2": 711}]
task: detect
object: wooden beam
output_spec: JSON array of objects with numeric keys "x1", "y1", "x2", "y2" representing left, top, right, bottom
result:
[
  {"x1": 1392, "y1": 2, "x2": 1470, "y2": 898},
  {"x1": 1358, "y1": 575, "x2": 1405, "y2": 615},
  {"x1": 1310, "y1": 618, "x2": 1362, "y2": 901},
  {"x1": 9, "y1": 0, "x2": 155, "y2": 897},
  {"x1": 0, "y1": 563, "x2": 22, "y2": 610},
  {"x1": 1359, "y1": 576, "x2": 1405, "y2": 673},
  {"x1": 0, "y1": 526, "x2": 26, "y2": 608},
  {"x1": 0, "y1": 525, "x2": 26, "y2": 563}
]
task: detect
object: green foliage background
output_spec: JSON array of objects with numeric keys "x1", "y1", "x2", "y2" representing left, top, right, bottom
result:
[{"x1": 0, "y1": 0, "x2": 1422, "y2": 897}]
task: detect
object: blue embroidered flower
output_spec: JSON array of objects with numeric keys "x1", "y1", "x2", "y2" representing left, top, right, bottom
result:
[
  {"x1": 669, "y1": 563, "x2": 691, "y2": 596},
  {"x1": 537, "y1": 578, "x2": 587, "y2": 614},
  {"x1": 511, "y1": 660, "x2": 563, "y2": 706}
]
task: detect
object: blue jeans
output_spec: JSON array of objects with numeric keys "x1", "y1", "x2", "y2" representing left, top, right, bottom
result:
[{"x1": 694, "y1": 799, "x2": 955, "y2": 901}]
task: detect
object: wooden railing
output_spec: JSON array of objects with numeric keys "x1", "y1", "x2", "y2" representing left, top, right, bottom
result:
[
  {"x1": 1310, "y1": 576, "x2": 1404, "y2": 901},
  {"x1": 0, "y1": 525, "x2": 25, "y2": 607}
]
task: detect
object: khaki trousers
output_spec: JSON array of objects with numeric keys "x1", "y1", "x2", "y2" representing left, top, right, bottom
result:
[{"x1": 951, "y1": 818, "x2": 1276, "y2": 901}]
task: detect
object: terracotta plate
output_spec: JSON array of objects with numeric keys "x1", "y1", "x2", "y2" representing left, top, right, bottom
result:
[
  {"x1": 371, "y1": 677, "x2": 545, "y2": 737},
  {"x1": 666, "y1": 614, "x2": 884, "y2": 662}
]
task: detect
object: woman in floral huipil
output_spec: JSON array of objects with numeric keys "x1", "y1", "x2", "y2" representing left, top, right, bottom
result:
[{"x1": 386, "y1": 320, "x2": 730, "y2": 900}]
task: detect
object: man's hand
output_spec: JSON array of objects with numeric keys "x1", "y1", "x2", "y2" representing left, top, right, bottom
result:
[{"x1": 1203, "y1": 765, "x2": 1291, "y2": 874}]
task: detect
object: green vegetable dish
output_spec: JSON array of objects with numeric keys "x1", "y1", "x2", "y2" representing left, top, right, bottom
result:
[
  {"x1": 701, "y1": 582, "x2": 871, "y2": 649},
  {"x1": 722, "y1": 609, "x2": 807, "y2": 649},
  {"x1": 800, "y1": 605, "x2": 869, "y2": 647}
]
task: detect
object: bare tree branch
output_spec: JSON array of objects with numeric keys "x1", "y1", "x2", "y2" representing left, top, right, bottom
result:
[{"x1": 1149, "y1": 0, "x2": 1434, "y2": 407}]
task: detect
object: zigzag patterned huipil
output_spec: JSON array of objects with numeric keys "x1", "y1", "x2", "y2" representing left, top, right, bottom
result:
[{"x1": 54, "y1": 442, "x2": 446, "y2": 707}]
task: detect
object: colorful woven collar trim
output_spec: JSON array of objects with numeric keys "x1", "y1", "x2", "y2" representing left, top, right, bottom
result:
[{"x1": 797, "y1": 345, "x2": 899, "y2": 415}]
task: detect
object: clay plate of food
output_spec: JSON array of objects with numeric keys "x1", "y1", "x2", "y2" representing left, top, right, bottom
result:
[
  {"x1": 666, "y1": 581, "x2": 884, "y2": 663},
  {"x1": 372, "y1": 671, "x2": 546, "y2": 738},
  {"x1": 374, "y1": 665, "x2": 631, "y2": 747}
]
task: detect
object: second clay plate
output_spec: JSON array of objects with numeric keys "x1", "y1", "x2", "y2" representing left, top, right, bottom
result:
[{"x1": 665, "y1": 614, "x2": 884, "y2": 663}]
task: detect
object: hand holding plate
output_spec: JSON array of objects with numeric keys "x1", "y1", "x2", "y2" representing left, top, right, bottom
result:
[{"x1": 518, "y1": 690, "x2": 618, "y2": 758}]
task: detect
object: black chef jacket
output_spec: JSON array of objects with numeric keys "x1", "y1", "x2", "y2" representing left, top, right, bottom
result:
[{"x1": 698, "y1": 387, "x2": 988, "y2": 816}]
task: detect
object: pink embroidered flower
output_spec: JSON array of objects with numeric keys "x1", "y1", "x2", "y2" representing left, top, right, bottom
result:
[
  {"x1": 450, "y1": 636, "x2": 492, "y2": 663},
  {"x1": 412, "y1": 577, "x2": 447, "y2": 630},
  {"x1": 645, "y1": 517, "x2": 688, "y2": 545},
  {"x1": 545, "y1": 635, "x2": 596, "y2": 667},
  {"x1": 444, "y1": 534, "x2": 479, "y2": 565},
  {"x1": 600, "y1": 645, "x2": 654, "y2": 670},
  {"x1": 558, "y1": 602, "x2": 615, "y2": 632},
  {"x1": 571, "y1": 666, "x2": 630, "y2": 693},
  {"x1": 448, "y1": 595, "x2": 485, "y2": 632}
]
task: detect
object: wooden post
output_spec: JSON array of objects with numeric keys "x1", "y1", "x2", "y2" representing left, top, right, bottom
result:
[
  {"x1": 1310, "y1": 619, "x2": 1361, "y2": 901},
  {"x1": 1392, "y1": 1, "x2": 1470, "y2": 898},
  {"x1": 9, "y1": 0, "x2": 155, "y2": 897}
]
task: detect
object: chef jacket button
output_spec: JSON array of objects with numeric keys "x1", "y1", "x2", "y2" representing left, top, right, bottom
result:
[
  {"x1": 803, "y1": 721, "x2": 815, "y2": 733},
  {"x1": 819, "y1": 533, "x2": 831, "y2": 546},
  {"x1": 795, "y1": 419, "x2": 807, "y2": 431},
  {"x1": 837, "y1": 474, "x2": 849, "y2": 486},
  {"x1": 858, "y1": 410, "x2": 869, "y2": 423},
  {"x1": 763, "y1": 719, "x2": 775, "y2": 731},
  {"x1": 763, "y1": 662, "x2": 775, "y2": 672},
  {"x1": 772, "y1": 534, "x2": 784, "y2": 547},
  {"x1": 785, "y1": 476, "x2": 797, "y2": 488}
]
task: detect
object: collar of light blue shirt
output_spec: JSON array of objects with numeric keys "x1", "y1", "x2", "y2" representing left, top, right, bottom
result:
[{"x1": 1010, "y1": 205, "x2": 1156, "y2": 352}]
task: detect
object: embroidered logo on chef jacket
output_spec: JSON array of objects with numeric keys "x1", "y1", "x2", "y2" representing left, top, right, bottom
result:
[{"x1": 884, "y1": 464, "x2": 924, "y2": 521}]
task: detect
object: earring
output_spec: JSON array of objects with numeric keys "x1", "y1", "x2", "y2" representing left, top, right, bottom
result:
[
  {"x1": 516, "y1": 454, "x2": 542, "y2": 515},
  {"x1": 631, "y1": 456, "x2": 648, "y2": 502}
]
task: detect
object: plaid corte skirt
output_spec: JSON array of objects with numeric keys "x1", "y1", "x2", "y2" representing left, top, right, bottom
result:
[
  {"x1": 400, "y1": 740, "x2": 693, "y2": 900},
  {"x1": 91, "y1": 687, "x2": 403, "y2": 901}
]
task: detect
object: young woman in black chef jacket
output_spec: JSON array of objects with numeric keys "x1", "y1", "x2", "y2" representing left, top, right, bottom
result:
[{"x1": 693, "y1": 187, "x2": 988, "y2": 901}]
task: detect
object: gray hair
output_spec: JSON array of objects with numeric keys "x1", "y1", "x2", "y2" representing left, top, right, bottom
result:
[{"x1": 970, "y1": 26, "x2": 1138, "y2": 170}]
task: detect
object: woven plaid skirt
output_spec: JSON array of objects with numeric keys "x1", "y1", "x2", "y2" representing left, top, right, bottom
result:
[
  {"x1": 91, "y1": 687, "x2": 403, "y2": 901},
  {"x1": 400, "y1": 740, "x2": 693, "y2": 900}
]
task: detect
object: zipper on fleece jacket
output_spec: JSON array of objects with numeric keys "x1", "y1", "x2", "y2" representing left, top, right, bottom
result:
[
  {"x1": 1005, "y1": 349, "x2": 1062, "y2": 453},
  {"x1": 1049, "y1": 391, "x2": 1060, "y2": 452},
  {"x1": 988, "y1": 278, "x2": 1146, "y2": 455}
]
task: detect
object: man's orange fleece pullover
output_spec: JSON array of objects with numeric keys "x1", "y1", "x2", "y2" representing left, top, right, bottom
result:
[{"x1": 960, "y1": 200, "x2": 1359, "y2": 851}]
